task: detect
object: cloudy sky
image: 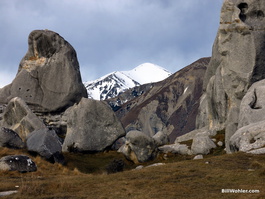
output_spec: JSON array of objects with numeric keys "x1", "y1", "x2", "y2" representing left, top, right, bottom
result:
[{"x1": 0, "y1": 0, "x2": 223, "y2": 88}]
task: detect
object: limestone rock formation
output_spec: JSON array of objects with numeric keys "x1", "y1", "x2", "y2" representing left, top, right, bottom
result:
[
  {"x1": 238, "y1": 79, "x2": 265, "y2": 128},
  {"x1": 0, "y1": 127, "x2": 24, "y2": 149},
  {"x1": 118, "y1": 130, "x2": 157, "y2": 163},
  {"x1": 152, "y1": 131, "x2": 170, "y2": 147},
  {"x1": 229, "y1": 79, "x2": 265, "y2": 153},
  {"x1": 158, "y1": 143, "x2": 191, "y2": 155},
  {"x1": 0, "y1": 29, "x2": 87, "y2": 112},
  {"x1": 1, "y1": 97, "x2": 46, "y2": 140},
  {"x1": 26, "y1": 128, "x2": 64, "y2": 164},
  {"x1": 116, "y1": 58, "x2": 209, "y2": 143},
  {"x1": 191, "y1": 132, "x2": 216, "y2": 155},
  {"x1": 230, "y1": 121, "x2": 265, "y2": 153},
  {"x1": 196, "y1": 0, "x2": 265, "y2": 152},
  {"x1": 0, "y1": 155, "x2": 37, "y2": 172},
  {"x1": 62, "y1": 98, "x2": 126, "y2": 152}
]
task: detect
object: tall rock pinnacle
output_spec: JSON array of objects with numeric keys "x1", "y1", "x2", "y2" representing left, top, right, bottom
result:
[
  {"x1": 0, "y1": 30, "x2": 87, "y2": 112},
  {"x1": 196, "y1": 0, "x2": 265, "y2": 152}
]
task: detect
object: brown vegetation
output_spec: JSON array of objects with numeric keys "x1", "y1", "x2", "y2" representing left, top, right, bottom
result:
[{"x1": 0, "y1": 147, "x2": 265, "y2": 199}]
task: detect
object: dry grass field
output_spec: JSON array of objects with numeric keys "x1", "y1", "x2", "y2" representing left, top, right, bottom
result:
[{"x1": 0, "y1": 147, "x2": 265, "y2": 199}]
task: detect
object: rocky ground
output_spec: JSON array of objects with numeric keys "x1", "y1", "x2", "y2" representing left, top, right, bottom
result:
[{"x1": 0, "y1": 147, "x2": 264, "y2": 199}]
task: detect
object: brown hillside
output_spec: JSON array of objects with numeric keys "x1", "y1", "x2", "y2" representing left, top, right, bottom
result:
[{"x1": 116, "y1": 57, "x2": 210, "y2": 143}]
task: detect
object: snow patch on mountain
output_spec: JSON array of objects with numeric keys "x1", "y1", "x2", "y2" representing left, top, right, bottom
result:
[
  {"x1": 84, "y1": 63, "x2": 172, "y2": 100},
  {"x1": 122, "y1": 63, "x2": 171, "y2": 84}
]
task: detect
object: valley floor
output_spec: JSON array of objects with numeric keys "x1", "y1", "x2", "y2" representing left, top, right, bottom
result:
[{"x1": 0, "y1": 148, "x2": 265, "y2": 199}]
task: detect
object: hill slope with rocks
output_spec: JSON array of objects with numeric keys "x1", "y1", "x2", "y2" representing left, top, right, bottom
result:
[{"x1": 114, "y1": 57, "x2": 210, "y2": 143}]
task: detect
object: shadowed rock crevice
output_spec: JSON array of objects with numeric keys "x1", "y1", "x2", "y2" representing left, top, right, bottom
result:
[{"x1": 238, "y1": 3, "x2": 248, "y2": 22}]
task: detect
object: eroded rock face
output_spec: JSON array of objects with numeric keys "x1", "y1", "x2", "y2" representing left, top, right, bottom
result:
[
  {"x1": 229, "y1": 80, "x2": 265, "y2": 153},
  {"x1": 0, "y1": 30, "x2": 87, "y2": 112},
  {"x1": 196, "y1": 0, "x2": 265, "y2": 152},
  {"x1": 238, "y1": 79, "x2": 265, "y2": 128},
  {"x1": 62, "y1": 98, "x2": 125, "y2": 152},
  {"x1": 230, "y1": 121, "x2": 265, "y2": 152}
]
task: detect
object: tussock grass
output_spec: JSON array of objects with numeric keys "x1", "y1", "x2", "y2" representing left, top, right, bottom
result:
[{"x1": 1, "y1": 148, "x2": 265, "y2": 198}]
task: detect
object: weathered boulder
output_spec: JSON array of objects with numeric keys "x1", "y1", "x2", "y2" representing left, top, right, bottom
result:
[
  {"x1": 26, "y1": 128, "x2": 64, "y2": 164},
  {"x1": 0, "y1": 155, "x2": 37, "y2": 172},
  {"x1": 0, "y1": 29, "x2": 87, "y2": 112},
  {"x1": 196, "y1": 0, "x2": 265, "y2": 152},
  {"x1": 191, "y1": 132, "x2": 216, "y2": 155},
  {"x1": 238, "y1": 79, "x2": 265, "y2": 128},
  {"x1": 1, "y1": 97, "x2": 46, "y2": 140},
  {"x1": 174, "y1": 127, "x2": 209, "y2": 143},
  {"x1": 229, "y1": 121, "x2": 265, "y2": 153},
  {"x1": 62, "y1": 98, "x2": 125, "y2": 152},
  {"x1": 118, "y1": 130, "x2": 157, "y2": 163},
  {"x1": 158, "y1": 143, "x2": 191, "y2": 155},
  {"x1": 0, "y1": 127, "x2": 24, "y2": 149},
  {"x1": 193, "y1": 155, "x2": 203, "y2": 160},
  {"x1": 152, "y1": 131, "x2": 170, "y2": 147}
]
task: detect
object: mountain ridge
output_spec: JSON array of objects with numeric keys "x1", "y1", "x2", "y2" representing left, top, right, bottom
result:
[{"x1": 83, "y1": 63, "x2": 171, "y2": 100}]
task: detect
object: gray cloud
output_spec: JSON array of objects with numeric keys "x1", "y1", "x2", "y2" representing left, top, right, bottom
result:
[{"x1": 0, "y1": 0, "x2": 223, "y2": 87}]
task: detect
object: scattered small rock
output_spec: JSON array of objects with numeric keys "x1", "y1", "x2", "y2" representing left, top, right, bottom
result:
[
  {"x1": 0, "y1": 190, "x2": 18, "y2": 197},
  {"x1": 217, "y1": 141, "x2": 223, "y2": 147},
  {"x1": 146, "y1": 163, "x2": 165, "y2": 168},
  {"x1": 193, "y1": 155, "x2": 203, "y2": 160}
]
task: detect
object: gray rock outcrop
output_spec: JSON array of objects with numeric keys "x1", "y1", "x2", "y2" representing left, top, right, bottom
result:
[
  {"x1": 1, "y1": 97, "x2": 46, "y2": 140},
  {"x1": 158, "y1": 143, "x2": 191, "y2": 155},
  {"x1": 0, "y1": 29, "x2": 87, "y2": 112},
  {"x1": 26, "y1": 128, "x2": 64, "y2": 164},
  {"x1": 230, "y1": 120, "x2": 265, "y2": 152},
  {"x1": 229, "y1": 79, "x2": 265, "y2": 154},
  {"x1": 0, "y1": 155, "x2": 37, "y2": 172},
  {"x1": 62, "y1": 98, "x2": 126, "y2": 152},
  {"x1": 0, "y1": 127, "x2": 24, "y2": 149},
  {"x1": 193, "y1": 155, "x2": 203, "y2": 160},
  {"x1": 191, "y1": 132, "x2": 216, "y2": 155},
  {"x1": 152, "y1": 131, "x2": 170, "y2": 147},
  {"x1": 238, "y1": 79, "x2": 265, "y2": 128},
  {"x1": 195, "y1": 0, "x2": 265, "y2": 153},
  {"x1": 118, "y1": 130, "x2": 157, "y2": 163}
]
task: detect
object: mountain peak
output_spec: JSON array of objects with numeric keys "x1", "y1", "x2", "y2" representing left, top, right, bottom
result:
[
  {"x1": 122, "y1": 63, "x2": 171, "y2": 85},
  {"x1": 84, "y1": 63, "x2": 172, "y2": 100}
]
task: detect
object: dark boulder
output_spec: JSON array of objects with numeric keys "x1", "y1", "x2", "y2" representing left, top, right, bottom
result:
[
  {"x1": 0, "y1": 127, "x2": 24, "y2": 149},
  {"x1": 26, "y1": 128, "x2": 64, "y2": 164},
  {"x1": 0, "y1": 155, "x2": 37, "y2": 172}
]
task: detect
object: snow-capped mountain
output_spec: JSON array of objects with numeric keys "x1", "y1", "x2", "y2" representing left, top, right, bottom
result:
[
  {"x1": 84, "y1": 63, "x2": 172, "y2": 100},
  {"x1": 122, "y1": 63, "x2": 171, "y2": 84}
]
